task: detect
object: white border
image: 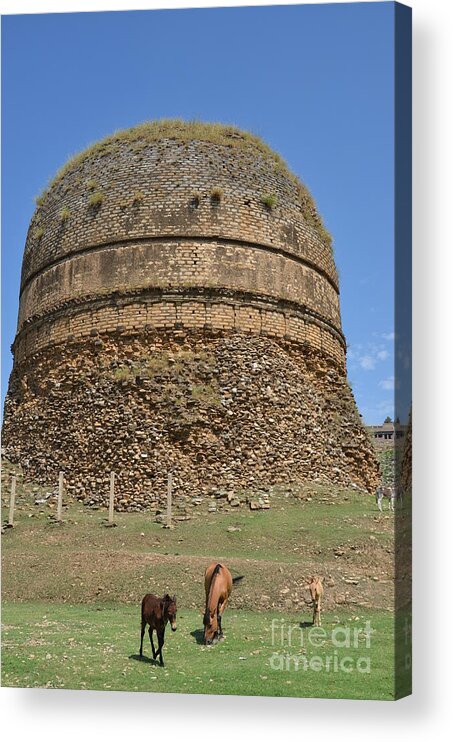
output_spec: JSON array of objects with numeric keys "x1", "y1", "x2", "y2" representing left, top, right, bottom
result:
[{"x1": 1, "y1": 0, "x2": 453, "y2": 739}]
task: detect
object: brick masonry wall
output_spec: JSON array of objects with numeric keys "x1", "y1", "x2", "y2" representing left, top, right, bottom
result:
[
  {"x1": 17, "y1": 136, "x2": 343, "y2": 366},
  {"x1": 13, "y1": 295, "x2": 346, "y2": 367}
]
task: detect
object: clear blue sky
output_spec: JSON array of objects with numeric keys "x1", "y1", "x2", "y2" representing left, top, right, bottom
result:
[{"x1": 1, "y1": 2, "x2": 396, "y2": 424}]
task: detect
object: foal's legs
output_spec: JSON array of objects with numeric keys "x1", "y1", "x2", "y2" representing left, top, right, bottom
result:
[
  {"x1": 157, "y1": 628, "x2": 165, "y2": 666},
  {"x1": 312, "y1": 600, "x2": 321, "y2": 626},
  {"x1": 149, "y1": 627, "x2": 157, "y2": 659},
  {"x1": 140, "y1": 620, "x2": 146, "y2": 656}
]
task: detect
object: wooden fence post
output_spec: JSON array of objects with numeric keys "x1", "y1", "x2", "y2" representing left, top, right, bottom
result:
[
  {"x1": 109, "y1": 471, "x2": 115, "y2": 524},
  {"x1": 8, "y1": 475, "x2": 16, "y2": 527},
  {"x1": 166, "y1": 472, "x2": 173, "y2": 528},
  {"x1": 57, "y1": 471, "x2": 64, "y2": 521}
]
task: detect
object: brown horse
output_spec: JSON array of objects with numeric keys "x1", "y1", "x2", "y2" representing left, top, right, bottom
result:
[
  {"x1": 140, "y1": 593, "x2": 177, "y2": 666},
  {"x1": 203, "y1": 562, "x2": 243, "y2": 645}
]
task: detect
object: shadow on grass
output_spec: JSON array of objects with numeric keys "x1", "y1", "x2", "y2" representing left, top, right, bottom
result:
[
  {"x1": 190, "y1": 629, "x2": 205, "y2": 645},
  {"x1": 129, "y1": 653, "x2": 161, "y2": 667},
  {"x1": 299, "y1": 621, "x2": 314, "y2": 629}
]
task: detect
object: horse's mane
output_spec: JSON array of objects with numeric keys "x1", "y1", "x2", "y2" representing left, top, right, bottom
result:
[{"x1": 203, "y1": 564, "x2": 222, "y2": 626}]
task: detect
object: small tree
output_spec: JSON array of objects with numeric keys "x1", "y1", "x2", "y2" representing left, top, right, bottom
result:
[{"x1": 384, "y1": 416, "x2": 392, "y2": 424}]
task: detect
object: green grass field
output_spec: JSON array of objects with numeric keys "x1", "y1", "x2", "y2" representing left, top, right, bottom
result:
[
  {"x1": 1, "y1": 603, "x2": 395, "y2": 699},
  {"x1": 2, "y1": 462, "x2": 406, "y2": 699}
]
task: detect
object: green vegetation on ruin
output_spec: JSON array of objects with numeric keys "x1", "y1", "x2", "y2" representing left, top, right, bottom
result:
[
  {"x1": 261, "y1": 193, "x2": 278, "y2": 210},
  {"x1": 190, "y1": 383, "x2": 221, "y2": 407},
  {"x1": 110, "y1": 350, "x2": 216, "y2": 385},
  {"x1": 110, "y1": 352, "x2": 221, "y2": 409},
  {"x1": 88, "y1": 191, "x2": 104, "y2": 208},
  {"x1": 210, "y1": 186, "x2": 224, "y2": 203}
]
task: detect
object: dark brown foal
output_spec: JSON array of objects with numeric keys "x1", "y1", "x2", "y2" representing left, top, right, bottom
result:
[{"x1": 139, "y1": 593, "x2": 177, "y2": 666}]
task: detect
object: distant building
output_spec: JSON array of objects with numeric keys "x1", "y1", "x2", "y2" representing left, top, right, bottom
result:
[{"x1": 367, "y1": 421, "x2": 407, "y2": 446}]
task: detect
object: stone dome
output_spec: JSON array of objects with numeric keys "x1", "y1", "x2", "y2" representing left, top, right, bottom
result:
[{"x1": 16, "y1": 120, "x2": 343, "y2": 366}]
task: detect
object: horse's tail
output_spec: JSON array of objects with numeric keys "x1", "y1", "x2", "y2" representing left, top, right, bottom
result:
[{"x1": 232, "y1": 575, "x2": 244, "y2": 586}]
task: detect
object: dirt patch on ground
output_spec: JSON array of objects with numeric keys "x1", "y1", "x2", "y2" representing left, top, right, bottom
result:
[
  {"x1": 2, "y1": 460, "x2": 395, "y2": 612},
  {"x1": 3, "y1": 545, "x2": 394, "y2": 612}
]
